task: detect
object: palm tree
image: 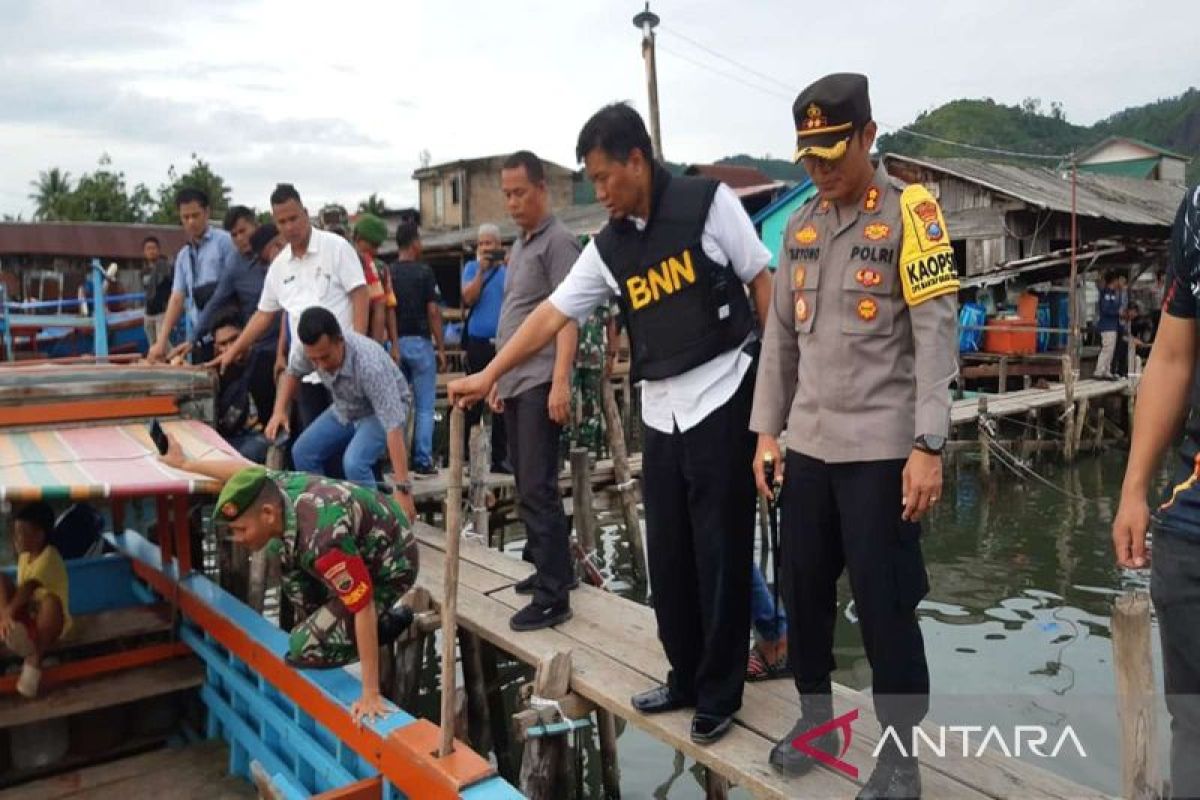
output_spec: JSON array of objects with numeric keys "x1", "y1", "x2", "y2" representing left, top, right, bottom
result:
[
  {"x1": 28, "y1": 168, "x2": 74, "y2": 220},
  {"x1": 357, "y1": 193, "x2": 388, "y2": 216}
]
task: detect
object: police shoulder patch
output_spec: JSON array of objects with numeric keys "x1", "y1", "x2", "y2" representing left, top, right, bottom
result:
[{"x1": 898, "y1": 184, "x2": 959, "y2": 306}]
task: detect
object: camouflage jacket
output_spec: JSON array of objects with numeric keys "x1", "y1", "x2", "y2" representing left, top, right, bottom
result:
[{"x1": 269, "y1": 471, "x2": 418, "y2": 615}]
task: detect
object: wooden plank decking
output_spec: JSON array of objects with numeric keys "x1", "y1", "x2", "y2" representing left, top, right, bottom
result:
[
  {"x1": 413, "y1": 522, "x2": 1107, "y2": 799},
  {"x1": 5, "y1": 739, "x2": 255, "y2": 800},
  {"x1": 950, "y1": 378, "x2": 1131, "y2": 426}
]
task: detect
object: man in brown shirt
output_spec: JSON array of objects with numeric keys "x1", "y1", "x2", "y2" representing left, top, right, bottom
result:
[{"x1": 750, "y1": 73, "x2": 958, "y2": 798}]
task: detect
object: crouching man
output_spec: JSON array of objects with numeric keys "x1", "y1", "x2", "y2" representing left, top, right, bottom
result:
[{"x1": 161, "y1": 439, "x2": 418, "y2": 722}]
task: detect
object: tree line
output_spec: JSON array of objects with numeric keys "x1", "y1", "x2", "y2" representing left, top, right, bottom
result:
[{"x1": 19, "y1": 154, "x2": 393, "y2": 224}]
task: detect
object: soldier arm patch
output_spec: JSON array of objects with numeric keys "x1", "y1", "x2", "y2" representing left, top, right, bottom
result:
[
  {"x1": 898, "y1": 184, "x2": 959, "y2": 306},
  {"x1": 314, "y1": 548, "x2": 374, "y2": 614}
]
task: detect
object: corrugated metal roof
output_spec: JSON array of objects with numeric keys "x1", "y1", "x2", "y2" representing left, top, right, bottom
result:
[
  {"x1": 882, "y1": 155, "x2": 1183, "y2": 227},
  {"x1": 0, "y1": 222, "x2": 187, "y2": 260},
  {"x1": 683, "y1": 164, "x2": 774, "y2": 188}
]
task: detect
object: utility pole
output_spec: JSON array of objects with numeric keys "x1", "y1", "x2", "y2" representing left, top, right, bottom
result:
[{"x1": 633, "y1": 3, "x2": 663, "y2": 160}]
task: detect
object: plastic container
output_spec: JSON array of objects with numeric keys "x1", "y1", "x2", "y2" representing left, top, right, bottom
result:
[
  {"x1": 984, "y1": 316, "x2": 1037, "y2": 355},
  {"x1": 1036, "y1": 304, "x2": 1052, "y2": 352},
  {"x1": 958, "y1": 303, "x2": 986, "y2": 353}
]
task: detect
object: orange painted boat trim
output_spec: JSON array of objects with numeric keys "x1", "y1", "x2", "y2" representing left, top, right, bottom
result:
[
  {"x1": 0, "y1": 641, "x2": 191, "y2": 694},
  {"x1": 0, "y1": 396, "x2": 179, "y2": 427}
]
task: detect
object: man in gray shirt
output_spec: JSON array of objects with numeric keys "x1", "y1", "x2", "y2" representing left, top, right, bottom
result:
[
  {"x1": 265, "y1": 307, "x2": 415, "y2": 519},
  {"x1": 488, "y1": 150, "x2": 579, "y2": 631}
]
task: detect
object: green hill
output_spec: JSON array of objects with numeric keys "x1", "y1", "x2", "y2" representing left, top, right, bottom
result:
[{"x1": 876, "y1": 90, "x2": 1200, "y2": 184}]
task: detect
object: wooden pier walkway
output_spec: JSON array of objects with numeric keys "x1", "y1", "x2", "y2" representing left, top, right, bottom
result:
[
  {"x1": 412, "y1": 522, "x2": 1105, "y2": 799},
  {"x1": 411, "y1": 454, "x2": 643, "y2": 503},
  {"x1": 950, "y1": 378, "x2": 1131, "y2": 426}
]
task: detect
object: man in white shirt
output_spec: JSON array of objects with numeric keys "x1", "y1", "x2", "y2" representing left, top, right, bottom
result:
[
  {"x1": 213, "y1": 183, "x2": 369, "y2": 431},
  {"x1": 450, "y1": 103, "x2": 772, "y2": 746}
]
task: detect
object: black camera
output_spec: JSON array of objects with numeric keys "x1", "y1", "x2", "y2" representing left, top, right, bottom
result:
[{"x1": 486, "y1": 249, "x2": 506, "y2": 262}]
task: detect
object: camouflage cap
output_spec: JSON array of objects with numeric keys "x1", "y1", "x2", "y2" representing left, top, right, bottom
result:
[
  {"x1": 215, "y1": 466, "x2": 269, "y2": 521},
  {"x1": 353, "y1": 214, "x2": 388, "y2": 247}
]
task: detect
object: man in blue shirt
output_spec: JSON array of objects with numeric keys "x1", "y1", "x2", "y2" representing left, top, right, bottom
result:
[
  {"x1": 1094, "y1": 270, "x2": 1122, "y2": 379},
  {"x1": 147, "y1": 187, "x2": 239, "y2": 364},
  {"x1": 461, "y1": 223, "x2": 509, "y2": 472},
  {"x1": 189, "y1": 209, "x2": 279, "y2": 356}
]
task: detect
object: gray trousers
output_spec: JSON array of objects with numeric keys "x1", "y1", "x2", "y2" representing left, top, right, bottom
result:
[{"x1": 1152, "y1": 528, "x2": 1200, "y2": 799}]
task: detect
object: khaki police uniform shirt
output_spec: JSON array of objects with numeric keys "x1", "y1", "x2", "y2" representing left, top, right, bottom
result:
[{"x1": 750, "y1": 163, "x2": 959, "y2": 463}]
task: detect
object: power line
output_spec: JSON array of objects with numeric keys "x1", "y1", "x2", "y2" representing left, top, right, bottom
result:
[
  {"x1": 659, "y1": 25, "x2": 794, "y2": 93},
  {"x1": 658, "y1": 25, "x2": 1075, "y2": 163},
  {"x1": 656, "y1": 43, "x2": 792, "y2": 102}
]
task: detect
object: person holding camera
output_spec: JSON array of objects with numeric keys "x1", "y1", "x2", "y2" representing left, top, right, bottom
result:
[{"x1": 461, "y1": 223, "x2": 510, "y2": 472}]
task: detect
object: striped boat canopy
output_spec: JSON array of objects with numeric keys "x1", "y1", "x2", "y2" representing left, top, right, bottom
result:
[{"x1": 0, "y1": 419, "x2": 244, "y2": 502}]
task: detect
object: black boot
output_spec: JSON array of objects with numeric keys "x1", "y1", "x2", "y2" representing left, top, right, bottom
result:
[
  {"x1": 377, "y1": 606, "x2": 414, "y2": 647},
  {"x1": 857, "y1": 753, "x2": 921, "y2": 800},
  {"x1": 769, "y1": 693, "x2": 840, "y2": 777}
]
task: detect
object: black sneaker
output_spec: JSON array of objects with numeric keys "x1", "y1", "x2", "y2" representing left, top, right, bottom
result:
[
  {"x1": 514, "y1": 574, "x2": 580, "y2": 595},
  {"x1": 377, "y1": 606, "x2": 414, "y2": 647},
  {"x1": 856, "y1": 757, "x2": 922, "y2": 800},
  {"x1": 769, "y1": 714, "x2": 841, "y2": 777},
  {"x1": 691, "y1": 713, "x2": 734, "y2": 745},
  {"x1": 509, "y1": 601, "x2": 572, "y2": 631},
  {"x1": 414, "y1": 464, "x2": 437, "y2": 476}
]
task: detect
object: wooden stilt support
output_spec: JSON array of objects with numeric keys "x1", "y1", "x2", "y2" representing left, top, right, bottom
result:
[
  {"x1": 704, "y1": 769, "x2": 731, "y2": 800},
  {"x1": 1094, "y1": 407, "x2": 1106, "y2": 452},
  {"x1": 602, "y1": 376, "x2": 646, "y2": 582},
  {"x1": 1112, "y1": 591, "x2": 1160, "y2": 800},
  {"x1": 570, "y1": 447, "x2": 597, "y2": 555},
  {"x1": 468, "y1": 423, "x2": 490, "y2": 543},
  {"x1": 1072, "y1": 397, "x2": 1090, "y2": 457},
  {"x1": 481, "y1": 640, "x2": 517, "y2": 782},
  {"x1": 1063, "y1": 353, "x2": 1077, "y2": 463},
  {"x1": 459, "y1": 629, "x2": 492, "y2": 754},
  {"x1": 596, "y1": 708, "x2": 621, "y2": 799},
  {"x1": 393, "y1": 586, "x2": 433, "y2": 709},
  {"x1": 977, "y1": 395, "x2": 991, "y2": 476},
  {"x1": 518, "y1": 652, "x2": 573, "y2": 800}
]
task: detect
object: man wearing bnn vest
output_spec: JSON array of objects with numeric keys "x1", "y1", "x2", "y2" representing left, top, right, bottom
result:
[
  {"x1": 752, "y1": 73, "x2": 959, "y2": 799},
  {"x1": 450, "y1": 102, "x2": 772, "y2": 746}
]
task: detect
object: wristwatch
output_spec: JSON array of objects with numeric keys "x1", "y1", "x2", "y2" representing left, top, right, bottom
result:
[
  {"x1": 913, "y1": 434, "x2": 946, "y2": 455},
  {"x1": 394, "y1": 479, "x2": 414, "y2": 495}
]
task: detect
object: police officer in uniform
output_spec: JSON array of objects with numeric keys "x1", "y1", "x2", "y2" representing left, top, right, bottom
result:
[
  {"x1": 751, "y1": 74, "x2": 959, "y2": 798},
  {"x1": 450, "y1": 103, "x2": 773, "y2": 745}
]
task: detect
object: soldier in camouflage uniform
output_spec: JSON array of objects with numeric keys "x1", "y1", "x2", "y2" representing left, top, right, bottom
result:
[
  {"x1": 569, "y1": 302, "x2": 616, "y2": 454},
  {"x1": 160, "y1": 435, "x2": 417, "y2": 723}
]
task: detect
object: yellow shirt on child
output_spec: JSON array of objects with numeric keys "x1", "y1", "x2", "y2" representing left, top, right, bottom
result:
[{"x1": 17, "y1": 546, "x2": 71, "y2": 635}]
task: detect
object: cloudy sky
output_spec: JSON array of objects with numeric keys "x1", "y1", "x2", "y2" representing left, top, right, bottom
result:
[{"x1": 2, "y1": 0, "x2": 1197, "y2": 219}]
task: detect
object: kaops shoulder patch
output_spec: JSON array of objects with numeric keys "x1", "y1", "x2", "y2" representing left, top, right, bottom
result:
[{"x1": 898, "y1": 184, "x2": 959, "y2": 306}]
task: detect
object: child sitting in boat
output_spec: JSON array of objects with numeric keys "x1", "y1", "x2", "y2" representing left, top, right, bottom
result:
[{"x1": 2, "y1": 502, "x2": 72, "y2": 698}]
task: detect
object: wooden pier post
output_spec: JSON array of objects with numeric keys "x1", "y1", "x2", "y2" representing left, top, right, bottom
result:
[
  {"x1": 704, "y1": 769, "x2": 731, "y2": 800},
  {"x1": 518, "y1": 652, "x2": 573, "y2": 800},
  {"x1": 439, "y1": 407, "x2": 466, "y2": 757},
  {"x1": 1062, "y1": 353, "x2": 1077, "y2": 463},
  {"x1": 393, "y1": 586, "x2": 434, "y2": 709},
  {"x1": 468, "y1": 423, "x2": 490, "y2": 544},
  {"x1": 596, "y1": 708, "x2": 622, "y2": 799},
  {"x1": 460, "y1": 629, "x2": 492, "y2": 754},
  {"x1": 481, "y1": 640, "x2": 518, "y2": 782},
  {"x1": 977, "y1": 395, "x2": 991, "y2": 476},
  {"x1": 602, "y1": 377, "x2": 647, "y2": 581},
  {"x1": 1094, "y1": 407, "x2": 1106, "y2": 452},
  {"x1": 570, "y1": 447, "x2": 598, "y2": 555},
  {"x1": 1112, "y1": 591, "x2": 1160, "y2": 800},
  {"x1": 1072, "y1": 397, "x2": 1090, "y2": 457}
]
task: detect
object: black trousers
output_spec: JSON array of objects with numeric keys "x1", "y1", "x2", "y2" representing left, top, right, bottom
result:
[
  {"x1": 1151, "y1": 527, "x2": 1200, "y2": 798},
  {"x1": 641, "y1": 366, "x2": 757, "y2": 717},
  {"x1": 464, "y1": 337, "x2": 507, "y2": 466},
  {"x1": 781, "y1": 451, "x2": 930, "y2": 729},
  {"x1": 505, "y1": 383, "x2": 572, "y2": 607}
]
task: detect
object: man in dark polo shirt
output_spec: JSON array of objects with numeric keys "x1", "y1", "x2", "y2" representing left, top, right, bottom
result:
[
  {"x1": 1114, "y1": 184, "x2": 1200, "y2": 798},
  {"x1": 489, "y1": 150, "x2": 580, "y2": 631},
  {"x1": 388, "y1": 223, "x2": 446, "y2": 475}
]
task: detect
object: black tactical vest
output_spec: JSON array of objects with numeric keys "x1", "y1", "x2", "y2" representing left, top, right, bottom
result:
[{"x1": 596, "y1": 167, "x2": 754, "y2": 382}]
